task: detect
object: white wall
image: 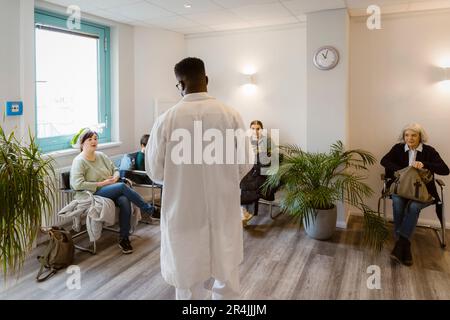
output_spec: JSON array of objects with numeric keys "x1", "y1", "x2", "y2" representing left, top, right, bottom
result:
[
  {"x1": 307, "y1": 9, "x2": 349, "y2": 153},
  {"x1": 0, "y1": 1, "x2": 138, "y2": 169},
  {"x1": 110, "y1": 22, "x2": 135, "y2": 158},
  {"x1": 185, "y1": 25, "x2": 307, "y2": 148},
  {"x1": 133, "y1": 26, "x2": 185, "y2": 146},
  {"x1": 350, "y1": 10, "x2": 450, "y2": 226},
  {"x1": 0, "y1": 0, "x2": 26, "y2": 135},
  {"x1": 306, "y1": 9, "x2": 350, "y2": 227}
]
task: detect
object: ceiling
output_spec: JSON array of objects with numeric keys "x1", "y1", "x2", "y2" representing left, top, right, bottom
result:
[{"x1": 42, "y1": 0, "x2": 450, "y2": 34}]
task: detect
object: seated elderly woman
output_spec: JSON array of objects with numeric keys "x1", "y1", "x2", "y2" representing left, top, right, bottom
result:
[
  {"x1": 70, "y1": 129, "x2": 155, "y2": 254},
  {"x1": 381, "y1": 123, "x2": 449, "y2": 266}
]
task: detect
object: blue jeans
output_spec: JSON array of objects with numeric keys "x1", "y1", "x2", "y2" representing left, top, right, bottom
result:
[
  {"x1": 95, "y1": 182, "x2": 154, "y2": 239},
  {"x1": 391, "y1": 195, "x2": 431, "y2": 240}
]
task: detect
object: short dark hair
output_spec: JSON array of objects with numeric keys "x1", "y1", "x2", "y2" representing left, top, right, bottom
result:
[
  {"x1": 174, "y1": 57, "x2": 206, "y2": 81},
  {"x1": 80, "y1": 130, "x2": 98, "y2": 151},
  {"x1": 250, "y1": 120, "x2": 263, "y2": 129},
  {"x1": 140, "y1": 134, "x2": 150, "y2": 147}
]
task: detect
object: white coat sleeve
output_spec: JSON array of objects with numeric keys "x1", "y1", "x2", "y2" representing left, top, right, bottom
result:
[{"x1": 145, "y1": 114, "x2": 166, "y2": 185}]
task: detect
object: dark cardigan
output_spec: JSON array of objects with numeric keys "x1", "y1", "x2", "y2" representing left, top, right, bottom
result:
[{"x1": 380, "y1": 143, "x2": 449, "y2": 201}]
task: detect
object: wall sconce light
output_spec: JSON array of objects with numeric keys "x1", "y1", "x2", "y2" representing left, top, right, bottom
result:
[
  {"x1": 240, "y1": 65, "x2": 257, "y2": 95},
  {"x1": 240, "y1": 73, "x2": 257, "y2": 85}
]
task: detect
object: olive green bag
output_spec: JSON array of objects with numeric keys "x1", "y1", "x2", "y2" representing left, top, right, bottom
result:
[
  {"x1": 390, "y1": 166, "x2": 434, "y2": 203},
  {"x1": 36, "y1": 227, "x2": 74, "y2": 282}
]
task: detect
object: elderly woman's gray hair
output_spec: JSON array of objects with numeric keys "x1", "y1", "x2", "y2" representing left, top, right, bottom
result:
[{"x1": 398, "y1": 123, "x2": 429, "y2": 143}]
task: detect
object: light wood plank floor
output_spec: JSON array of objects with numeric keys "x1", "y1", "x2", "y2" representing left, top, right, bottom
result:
[{"x1": 1, "y1": 206, "x2": 449, "y2": 300}]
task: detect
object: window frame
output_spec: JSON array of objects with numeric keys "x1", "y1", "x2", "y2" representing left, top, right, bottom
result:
[{"x1": 34, "y1": 9, "x2": 111, "y2": 153}]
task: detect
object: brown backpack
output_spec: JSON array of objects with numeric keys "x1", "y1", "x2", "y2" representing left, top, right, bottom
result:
[
  {"x1": 36, "y1": 226, "x2": 75, "y2": 282},
  {"x1": 389, "y1": 166, "x2": 434, "y2": 203}
]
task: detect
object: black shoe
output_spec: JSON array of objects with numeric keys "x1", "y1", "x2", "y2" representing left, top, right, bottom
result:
[
  {"x1": 119, "y1": 238, "x2": 134, "y2": 254},
  {"x1": 390, "y1": 239, "x2": 403, "y2": 264},
  {"x1": 401, "y1": 237, "x2": 413, "y2": 266}
]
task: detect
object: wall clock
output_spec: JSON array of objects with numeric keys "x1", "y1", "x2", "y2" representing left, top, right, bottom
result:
[{"x1": 313, "y1": 46, "x2": 339, "y2": 70}]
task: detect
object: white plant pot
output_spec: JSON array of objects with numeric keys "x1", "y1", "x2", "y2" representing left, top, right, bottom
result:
[{"x1": 303, "y1": 206, "x2": 337, "y2": 240}]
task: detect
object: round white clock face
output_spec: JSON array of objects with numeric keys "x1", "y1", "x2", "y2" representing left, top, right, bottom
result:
[{"x1": 313, "y1": 46, "x2": 339, "y2": 70}]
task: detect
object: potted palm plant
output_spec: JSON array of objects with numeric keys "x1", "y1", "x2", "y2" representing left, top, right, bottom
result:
[
  {"x1": 264, "y1": 141, "x2": 388, "y2": 250},
  {"x1": 0, "y1": 126, "x2": 56, "y2": 277}
]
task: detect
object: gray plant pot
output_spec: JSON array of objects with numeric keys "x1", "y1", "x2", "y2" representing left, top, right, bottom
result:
[{"x1": 303, "y1": 206, "x2": 337, "y2": 240}]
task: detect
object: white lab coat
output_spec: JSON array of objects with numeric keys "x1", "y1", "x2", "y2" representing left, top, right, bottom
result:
[{"x1": 146, "y1": 92, "x2": 252, "y2": 289}]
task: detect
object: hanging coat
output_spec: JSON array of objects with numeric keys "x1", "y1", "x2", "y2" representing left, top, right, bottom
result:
[
  {"x1": 58, "y1": 191, "x2": 141, "y2": 242},
  {"x1": 145, "y1": 92, "x2": 252, "y2": 289}
]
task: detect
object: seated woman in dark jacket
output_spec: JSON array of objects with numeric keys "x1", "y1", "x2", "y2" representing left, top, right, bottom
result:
[
  {"x1": 240, "y1": 120, "x2": 275, "y2": 226},
  {"x1": 381, "y1": 123, "x2": 449, "y2": 266}
]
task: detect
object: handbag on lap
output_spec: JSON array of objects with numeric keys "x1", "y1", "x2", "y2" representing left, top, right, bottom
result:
[{"x1": 389, "y1": 166, "x2": 434, "y2": 203}]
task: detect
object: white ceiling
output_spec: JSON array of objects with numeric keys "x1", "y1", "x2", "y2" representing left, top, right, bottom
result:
[{"x1": 42, "y1": 0, "x2": 450, "y2": 34}]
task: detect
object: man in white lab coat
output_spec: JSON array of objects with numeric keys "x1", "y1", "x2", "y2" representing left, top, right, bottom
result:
[{"x1": 145, "y1": 57, "x2": 253, "y2": 300}]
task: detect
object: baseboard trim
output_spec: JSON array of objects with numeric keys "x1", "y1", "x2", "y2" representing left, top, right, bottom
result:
[{"x1": 349, "y1": 211, "x2": 450, "y2": 230}]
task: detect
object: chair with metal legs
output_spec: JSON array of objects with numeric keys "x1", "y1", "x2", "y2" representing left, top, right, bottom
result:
[
  {"x1": 59, "y1": 172, "x2": 124, "y2": 255},
  {"x1": 378, "y1": 173, "x2": 446, "y2": 248},
  {"x1": 120, "y1": 169, "x2": 162, "y2": 221},
  {"x1": 119, "y1": 151, "x2": 162, "y2": 222},
  {"x1": 257, "y1": 192, "x2": 285, "y2": 220}
]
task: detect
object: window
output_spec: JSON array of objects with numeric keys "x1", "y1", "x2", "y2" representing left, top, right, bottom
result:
[{"x1": 34, "y1": 9, "x2": 111, "y2": 152}]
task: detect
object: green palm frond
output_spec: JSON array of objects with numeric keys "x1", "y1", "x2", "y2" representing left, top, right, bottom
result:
[
  {"x1": 330, "y1": 140, "x2": 344, "y2": 154},
  {"x1": 0, "y1": 126, "x2": 55, "y2": 278},
  {"x1": 280, "y1": 144, "x2": 304, "y2": 156},
  {"x1": 264, "y1": 140, "x2": 385, "y2": 251},
  {"x1": 360, "y1": 204, "x2": 389, "y2": 251}
]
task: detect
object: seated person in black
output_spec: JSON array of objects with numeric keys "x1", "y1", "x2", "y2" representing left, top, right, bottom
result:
[
  {"x1": 381, "y1": 123, "x2": 449, "y2": 266},
  {"x1": 240, "y1": 120, "x2": 275, "y2": 226}
]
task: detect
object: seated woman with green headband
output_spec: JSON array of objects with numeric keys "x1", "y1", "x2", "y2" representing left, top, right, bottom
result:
[{"x1": 70, "y1": 129, "x2": 155, "y2": 254}]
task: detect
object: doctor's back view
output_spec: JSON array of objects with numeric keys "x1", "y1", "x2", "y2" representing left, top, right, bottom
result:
[{"x1": 145, "y1": 57, "x2": 253, "y2": 300}]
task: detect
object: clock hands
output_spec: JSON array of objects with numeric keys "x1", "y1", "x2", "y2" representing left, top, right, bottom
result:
[{"x1": 314, "y1": 47, "x2": 338, "y2": 69}]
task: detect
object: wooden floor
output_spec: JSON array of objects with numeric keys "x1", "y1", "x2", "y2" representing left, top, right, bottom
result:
[{"x1": 1, "y1": 206, "x2": 450, "y2": 300}]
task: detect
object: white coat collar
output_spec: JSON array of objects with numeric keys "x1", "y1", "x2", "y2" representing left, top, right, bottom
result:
[{"x1": 182, "y1": 92, "x2": 214, "y2": 102}]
